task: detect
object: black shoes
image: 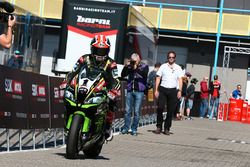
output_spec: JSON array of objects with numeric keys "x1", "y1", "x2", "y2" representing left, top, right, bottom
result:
[
  {"x1": 162, "y1": 129, "x2": 170, "y2": 135},
  {"x1": 153, "y1": 127, "x2": 162, "y2": 134},
  {"x1": 153, "y1": 127, "x2": 172, "y2": 135}
]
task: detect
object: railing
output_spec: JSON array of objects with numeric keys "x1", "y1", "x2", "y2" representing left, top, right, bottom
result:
[
  {"x1": 0, "y1": 115, "x2": 157, "y2": 152},
  {"x1": 113, "y1": 0, "x2": 250, "y2": 37}
]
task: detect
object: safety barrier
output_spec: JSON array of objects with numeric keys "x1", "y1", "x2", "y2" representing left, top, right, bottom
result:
[
  {"x1": 217, "y1": 98, "x2": 250, "y2": 124},
  {"x1": 0, "y1": 65, "x2": 158, "y2": 152}
]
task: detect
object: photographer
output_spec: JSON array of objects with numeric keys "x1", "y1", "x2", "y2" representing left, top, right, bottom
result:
[
  {"x1": 121, "y1": 53, "x2": 149, "y2": 136},
  {"x1": 0, "y1": 2, "x2": 15, "y2": 48}
]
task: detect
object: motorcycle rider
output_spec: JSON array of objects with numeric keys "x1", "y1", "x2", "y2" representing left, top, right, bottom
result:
[{"x1": 60, "y1": 35, "x2": 120, "y2": 141}]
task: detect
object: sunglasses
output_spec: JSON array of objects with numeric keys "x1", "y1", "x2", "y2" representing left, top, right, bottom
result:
[{"x1": 168, "y1": 56, "x2": 175, "y2": 59}]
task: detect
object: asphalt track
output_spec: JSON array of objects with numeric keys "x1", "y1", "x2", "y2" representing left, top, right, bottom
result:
[{"x1": 1, "y1": 118, "x2": 250, "y2": 167}]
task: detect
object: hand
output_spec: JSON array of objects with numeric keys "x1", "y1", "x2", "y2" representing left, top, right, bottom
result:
[
  {"x1": 177, "y1": 90, "x2": 182, "y2": 99},
  {"x1": 107, "y1": 89, "x2": 120, "y2": 100},
  {"x1": 133, "y1": 64, "x2": 137, "y2": 69},
  {"x1": 154, "y1": 90, "x2": 159, "y2": 99},
  {"x1": 59, "y1": 80, "x2": 67, "y2": 90},
  {"x1": 8, "y1": 15, "x2": 15, "y2": 27}
]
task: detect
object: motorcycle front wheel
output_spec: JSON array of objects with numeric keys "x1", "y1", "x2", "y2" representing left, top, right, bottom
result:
[{"x1": 66, "y1": 114, "x2": 83, "y2": 159}]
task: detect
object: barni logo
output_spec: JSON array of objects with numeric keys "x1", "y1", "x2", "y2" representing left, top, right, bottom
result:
[
  {"x1": 5, "y1": 79, "x2": 22, "y2": 94},
  {"x1": 32, "y1": 84, "x2": 46, "y2": 97},
  {"x1": 76, "y1": 16, "x2": 111, "y2": 29},
  {"x1": 77, "y1": 16, "x2": 110, "y2": 25}
]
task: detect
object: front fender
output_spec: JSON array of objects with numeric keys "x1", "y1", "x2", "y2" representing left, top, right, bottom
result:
[{"x1": 66, "y1": 111, "x2": 91, "y2": 133}]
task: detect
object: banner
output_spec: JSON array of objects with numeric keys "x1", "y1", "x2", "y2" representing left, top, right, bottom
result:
[
  {"x1": 27, "y1": 73, "x2": 50, "y2": 129},
  {"x1": 49, "y1": 77, "x2": 65, "y2": 128},
  {"x1": 0, "y1": 65, "x2": 28, "y2": 129},
  {"x1": 56, "y1": 0, "x2": 129, "y2": 72}
]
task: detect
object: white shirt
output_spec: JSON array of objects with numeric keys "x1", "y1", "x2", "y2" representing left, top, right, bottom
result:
[{"x1": 156, "y1": 63, "x2": 183, "y2": 88}]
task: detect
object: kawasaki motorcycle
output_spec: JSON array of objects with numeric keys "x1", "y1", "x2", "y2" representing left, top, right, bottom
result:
[{"x1": 64, "y1": 65, "x2": 109, "y2": 159}]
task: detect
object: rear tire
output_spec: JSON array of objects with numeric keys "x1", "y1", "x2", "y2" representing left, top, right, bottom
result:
[
  {"x1": 66, "y1": 114, "x2": 83, "y2": 159},
  {"x1": 84, "y1": 139, "x2": 103, "y2": 158}
]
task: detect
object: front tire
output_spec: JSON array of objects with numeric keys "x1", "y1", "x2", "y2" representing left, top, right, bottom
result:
[{"x1": 66, "y1": 114, "x2": 83, "y2": 159}]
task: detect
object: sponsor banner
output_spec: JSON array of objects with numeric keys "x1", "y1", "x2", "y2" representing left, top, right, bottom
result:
[
  {"x1": 57, "y1": 0, "x2": 129, "y2": 72},
  {"x1": 49, "y1": 77, "x2": 65, "y2": 128},
  {"x1": 27, "y1": 73, "x2": 50, "y2": 129},
  {"x1": 0, "y1": 65, "x2": 28, "y2": 129}
]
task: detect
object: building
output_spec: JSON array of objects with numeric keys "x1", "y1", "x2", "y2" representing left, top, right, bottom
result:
[{"x1": 1, "y1": 0, "x2": 250, "y2": 102}]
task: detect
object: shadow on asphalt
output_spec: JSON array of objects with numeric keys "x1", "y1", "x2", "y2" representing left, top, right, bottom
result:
[
  {"x1": 147, "y1": 129, "x2": 174, "y2": 135},
  {"x1": 55, "y1": 152, "x2": 110, "y2": 160}
]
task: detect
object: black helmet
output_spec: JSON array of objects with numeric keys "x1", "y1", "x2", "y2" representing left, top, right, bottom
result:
[
  {"x1": 214, "y1": 75, "x2": 218, "y2": 80},
  {"x1": 90, "y1": 35, "x2": 110, "y2": 61},
  {"x1": 191, "y1": 78, "x2": 198, "y2": 84}
]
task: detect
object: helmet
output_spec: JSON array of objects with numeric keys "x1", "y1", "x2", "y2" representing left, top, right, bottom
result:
[
  {"x1": 90, "y1": 35, "x2": 110, "y2": 61},
  {"x1": 214, "y1": 75, "x2": 218, "y2": 80},
  {"x1": 191, "y1": 78, "x2": 198, "y2": 84}
]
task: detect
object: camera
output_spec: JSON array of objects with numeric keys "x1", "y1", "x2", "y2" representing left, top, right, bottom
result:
[
  {"x1": 130, "y1": 60, "x2": 136, "y2": 66},
  {"x1": 0, "y1": 2, "x2": 14, "y2": 22}
]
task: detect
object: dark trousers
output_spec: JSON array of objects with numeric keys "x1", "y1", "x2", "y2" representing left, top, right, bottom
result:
[{"x1": 156, "y1": 86, "x2": 178, "y2": 131}]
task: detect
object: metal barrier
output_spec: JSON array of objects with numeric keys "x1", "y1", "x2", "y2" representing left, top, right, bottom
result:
[
  {"x1": 0, "y1": 114, "x2": 157, "y2": 153},
  {"x1": 0, "y1": 128, "x2": 65, "y2": 152}
]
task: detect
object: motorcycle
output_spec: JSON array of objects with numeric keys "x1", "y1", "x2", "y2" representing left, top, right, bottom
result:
[{"x1": 63, "y1": 65, "x2": 109, "y2": 159}]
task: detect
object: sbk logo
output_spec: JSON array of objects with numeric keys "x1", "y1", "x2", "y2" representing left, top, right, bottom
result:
[
  {"x1": 5, "y1": 79, "x2": 12, "y2": 92},
  {"x1": 32, "y1": 84, "x2": 46, "y2": 97},
  {"x1": 54, "y1": 87, "x2": 64, "y2": 99},
  {"x1": 4, "y1": 79, "x2": 22, "y2": 94},
  {"x1": 76, "y1": 15, "x2": 110, "y2": 25}
]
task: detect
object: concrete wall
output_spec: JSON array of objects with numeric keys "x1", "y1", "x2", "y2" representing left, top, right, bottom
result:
[{"x1": 157, "y1": 36, "x2": 249, "y2": 103}]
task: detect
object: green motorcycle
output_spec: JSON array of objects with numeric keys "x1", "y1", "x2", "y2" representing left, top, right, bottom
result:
[{"x1": 64, "y1": 65, "x2": 109, "y2": 159}]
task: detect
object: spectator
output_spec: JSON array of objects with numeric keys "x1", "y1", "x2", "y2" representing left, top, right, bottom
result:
[
  {"x1": 175, "y1": 72, "x2": 191, "y2": 120},
  {"x1": 153, "y1": 51, "x2": 183, "y2": 135},
  {"x1": 7, "y1": 50, "x2": 23, "y2": 69},
  {"x1": 0, "y1": 15, "x2": 16, "y2": 48},
  {"x1": 185, "y1": 78, "x2": 198, "y2": 120},
  {"x1": 147, "y1": 62, "x2": 161, "y2": 89},
  {"x1": 199, "y1": 76, "x2": 209, "y2": 118},
  {"x1": 208, "y1": 75, "x2": 221, "y2": 120},
  {"x1": 232, "y1": 84, "x2": 242, "y2": 99},
  {"x1": 121, "y1": 53, "x2": 149, "y2": 136}
]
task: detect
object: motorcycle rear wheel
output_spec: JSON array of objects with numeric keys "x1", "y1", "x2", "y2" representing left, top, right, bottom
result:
[
  {"x1": 83, "y1": 140, "x2": 103, "y2": 158},
  {"x1": 66, "y1": 114, "x2": 83, "y2": 159}
]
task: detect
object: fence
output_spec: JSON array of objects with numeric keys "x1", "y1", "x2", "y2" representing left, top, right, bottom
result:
[{"x1": 0, "y1": 65, "x2": 157, "y2": 152}]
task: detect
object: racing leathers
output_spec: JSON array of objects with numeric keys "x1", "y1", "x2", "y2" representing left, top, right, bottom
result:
[{"x1": 63, "y1": 54, "x2": 120, "y2": 139}]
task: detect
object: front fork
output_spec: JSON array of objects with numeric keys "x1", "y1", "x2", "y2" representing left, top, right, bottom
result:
[{"x1": 66, "y1": 111, "x2": 91, "y2": 133}]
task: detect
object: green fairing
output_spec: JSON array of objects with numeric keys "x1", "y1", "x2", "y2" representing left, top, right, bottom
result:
[{"x1": 66, "y1": 114, "x2": 73, "y2": 130}]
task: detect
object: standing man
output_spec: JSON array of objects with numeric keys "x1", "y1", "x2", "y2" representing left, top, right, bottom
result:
[
  {"x1": 121, "y1": 53, "x2": 149, "y2": 136},
  {"x1": 209, "y1": 75, "x2": 221, "y2": 120},
  {"x1": 185, "y1": 78, "x2": 198, "y2": 120},
  {"x1": 199, "y1": 76, "x2": 209, "y2": 118},
  {"x1": 153, "y1": 51, "x2": 183, "y2": 135}
]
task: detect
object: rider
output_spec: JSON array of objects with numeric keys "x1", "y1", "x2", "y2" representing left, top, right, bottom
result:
[{"x1": 61, "y1": 35, "x2": 120, "y2": 140}]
